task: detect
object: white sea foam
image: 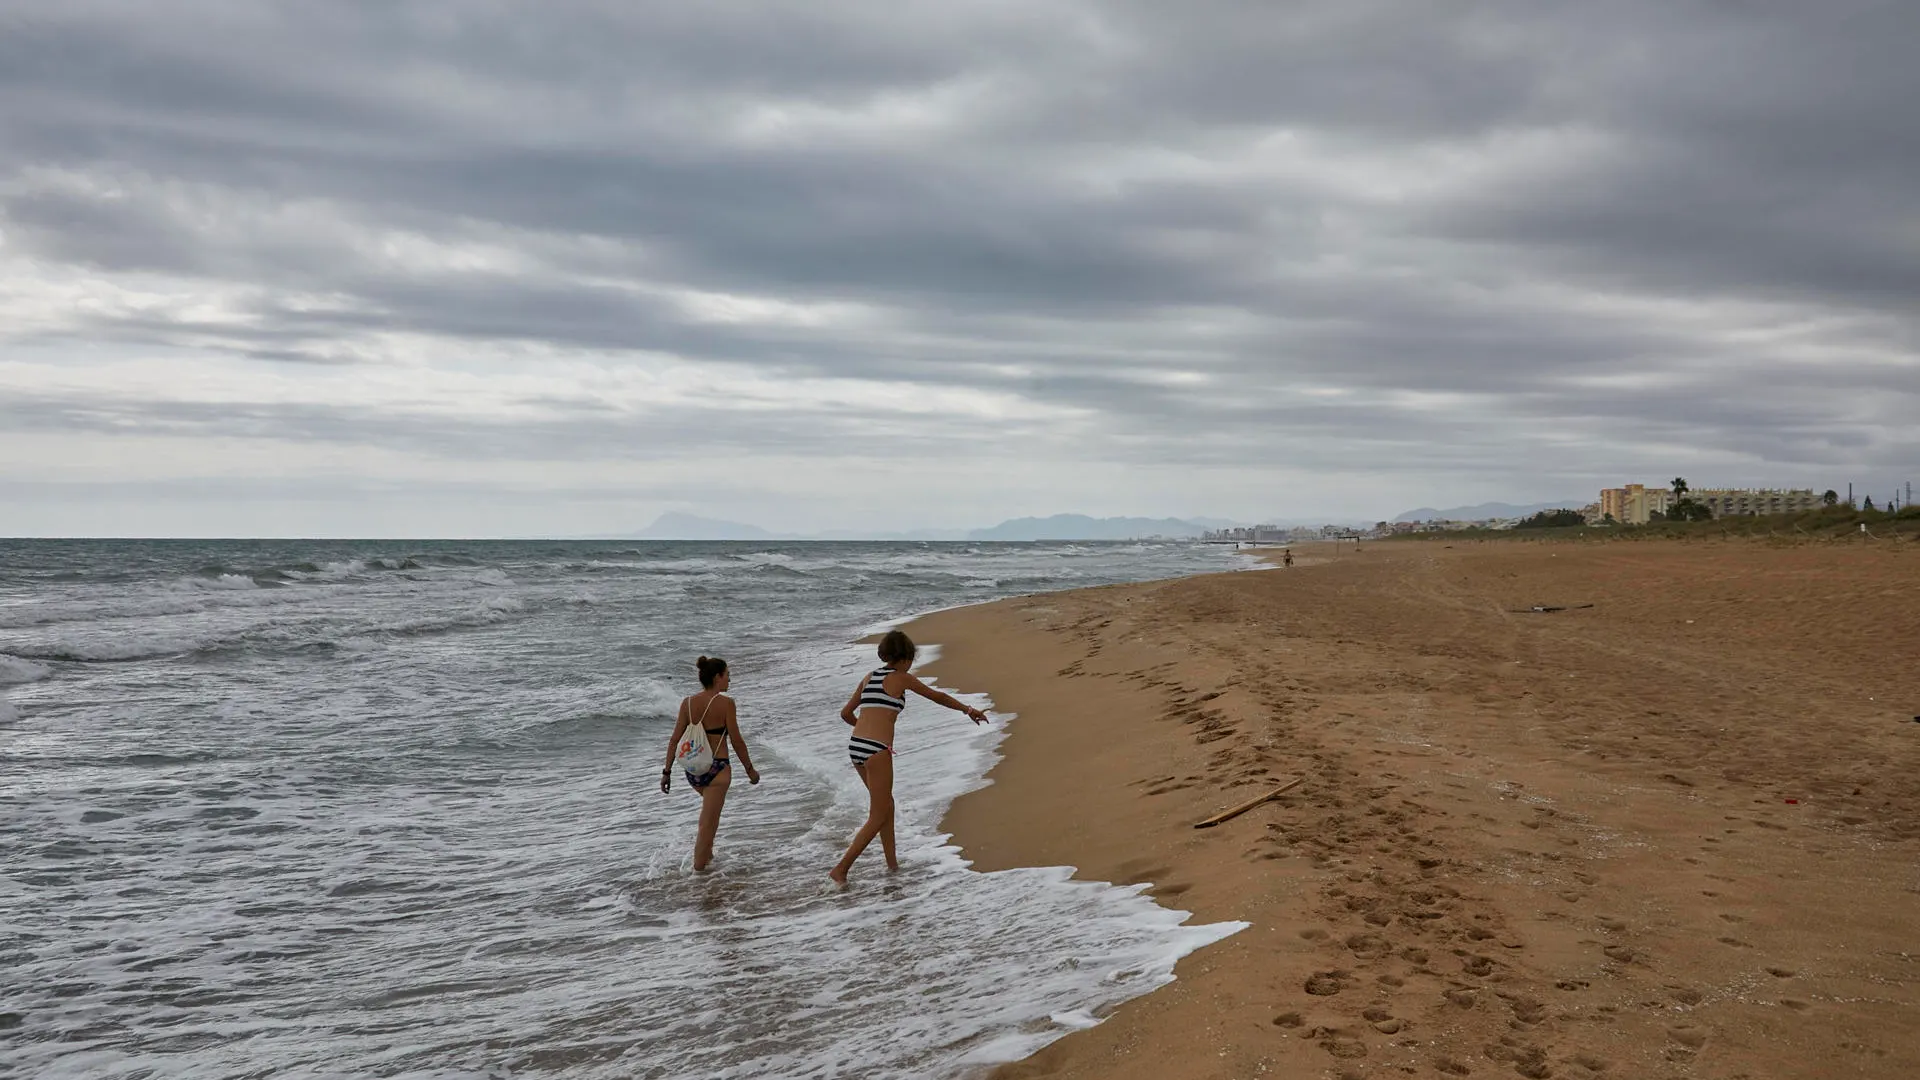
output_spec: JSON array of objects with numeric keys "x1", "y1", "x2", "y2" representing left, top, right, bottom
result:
[
  {"x1": 8, "y1": 633, "x2": 205, "y2": 662},
  {"x1": 732, "y1": 549, "x2": 791, "y2": 562},
  {"x1": 191, "y1": 573, "x2": 259, "y2": 591},
  {"x1": 0, "y1": 653, "x2": 50, "y2": 683},
  {"x1": 630, "y1": 677, "x2": 686, "y2": 718}
]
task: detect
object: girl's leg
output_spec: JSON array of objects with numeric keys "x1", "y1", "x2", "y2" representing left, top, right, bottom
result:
[
  {"x1": 692, "y1": 767, "x2": 732, "y2": 871},
  {"x1": 830, "y1": 753, "x2": 894, "y2": 884},
  {"x1": 879, "y1": 761, "x2": 899, "y2": 871}
]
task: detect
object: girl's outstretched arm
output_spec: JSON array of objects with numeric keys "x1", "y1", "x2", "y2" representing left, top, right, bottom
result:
[{"x1": 901, "y1": 673, "x2": 988, "y2": 725}]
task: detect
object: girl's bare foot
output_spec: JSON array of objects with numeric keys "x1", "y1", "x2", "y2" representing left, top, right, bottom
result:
[
  {"x1": 828, "y1": 867, "x2": 848, "y2": 887},
  {"x1": 885, "y1": 858, "x2": 900, "y2": 872}
]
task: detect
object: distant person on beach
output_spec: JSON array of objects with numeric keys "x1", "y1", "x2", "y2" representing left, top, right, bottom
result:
[
  {"x1": 1283, "y1": 548, "x2": 1293, "y2": 567},
  {"x1": 831, "y1": 630, "x2": 988, "y2": 885},
  {"x1": 661, "y1": 655, "x2": 759, "y2": 871}
]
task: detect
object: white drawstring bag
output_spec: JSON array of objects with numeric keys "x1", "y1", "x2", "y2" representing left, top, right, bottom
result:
[{"x1": 674, "y1": 696, "x2": 719, "y2": 776}]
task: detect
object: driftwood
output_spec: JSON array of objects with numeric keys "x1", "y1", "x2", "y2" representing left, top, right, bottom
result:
[
  {"x1": 1510, "y1": 603, "x2": 1595, "y2": 614},
  {"x1": 1193, "y1": 776, "x2": 1305, "y2": 829}
]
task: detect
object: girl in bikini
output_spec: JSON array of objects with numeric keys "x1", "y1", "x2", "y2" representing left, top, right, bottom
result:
[
  {"x1": 830, "y1": 630, "x2": 987, "y2": 885},
  {"x1": 661, "y1": 655, "x2": 759, "y2": 871}
]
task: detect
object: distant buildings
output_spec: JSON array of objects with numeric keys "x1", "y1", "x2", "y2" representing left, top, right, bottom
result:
[
  {"x1": 1691, "y1": 489, "x2": 1822, "y2": 516},
  {"x1": 1598, "y1": 483, "x2": 1823, "y2": 522},
  {"x1": 1210, "y1": 483, "x2": 1832, "y2": 544},
  {"x1": 1203, "y1": 525, "x2": 1292, "y2": 543},
  {"x1": 1598, "y1": 484, "x2": 1673, "y2": 525}
]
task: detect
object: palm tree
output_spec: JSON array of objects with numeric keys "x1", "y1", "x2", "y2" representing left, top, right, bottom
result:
[
  {"x1": 1823, "y1": 489, "x2": 1839, "y2": 507},
  {"x1": 1671, "y1": 477, "x2": 1689, "y2": 498}
]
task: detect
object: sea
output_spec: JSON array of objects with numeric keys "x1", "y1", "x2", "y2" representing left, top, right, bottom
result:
[{"x1": 0, "y1": 539, "x2": 1254, "y2": 1080}]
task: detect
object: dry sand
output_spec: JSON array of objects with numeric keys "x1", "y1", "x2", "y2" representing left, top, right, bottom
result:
[{"x1": 914, "y1": 538, "x2": 1920, "y2": 1080}]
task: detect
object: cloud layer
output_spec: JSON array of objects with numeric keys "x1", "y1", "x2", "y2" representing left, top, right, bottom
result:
[{"x1": 3, "y1": 1, "x2": 1916, "y2": 534}]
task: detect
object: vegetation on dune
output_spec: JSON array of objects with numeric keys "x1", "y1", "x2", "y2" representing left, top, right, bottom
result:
[
  {"x1": 1386, "y1": 503, "x2": 1920, "y2": 544},
  {"x1": 1514, "y1": 508, "x2": 1586, "y2": 529}
]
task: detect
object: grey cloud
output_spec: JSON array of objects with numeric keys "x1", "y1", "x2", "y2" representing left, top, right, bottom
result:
[{"x1": 2, "y1": 0, "x2": 1916, "y2": 526}]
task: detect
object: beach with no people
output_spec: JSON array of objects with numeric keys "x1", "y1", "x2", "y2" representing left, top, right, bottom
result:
[{"x1": 917, "y1": 537, "x2": 1920, "y2": 1079}]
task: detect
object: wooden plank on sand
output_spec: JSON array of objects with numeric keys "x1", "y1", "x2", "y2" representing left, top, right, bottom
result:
[{"x1": 1193, "y1": 776, "x2": 1304, "y2": 829}]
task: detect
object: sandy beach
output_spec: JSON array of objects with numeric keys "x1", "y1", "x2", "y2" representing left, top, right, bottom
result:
[{"x1": 918, "y1": 538, "x2": 1920, "y2": 1080}]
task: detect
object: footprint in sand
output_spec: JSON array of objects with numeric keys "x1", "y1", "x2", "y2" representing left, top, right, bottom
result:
[
  {"x1": 1345, "y1": 933, "x2": 1390, "y2": 960},
  {"x1": 1361, "y1": 1006, "x2": 1404, "y2": 1034},
  {"x1": 1461, "y1": 954, "x2": 1497, "y2": 977},
  {"x1": 1503, "y1": 994, "x2": 1547, "y2": 1024},
  {"x1": 1668, "y1": 1025, "x2": 1708, "y2": 1049},
  {"x1": 1305, "y1": 971, "x2": 1346, "y2": 996},
  {"x1": 1431, "y1": 1056, "x2": 1471, "y2": 1076},
  {"x1": 1601, "y1": 945, "x2": 1635, "y2": 963},
  {"x1": 1319, "y1": 1036, "x2": 1367, "y2": 1060},
  {"x1": 1766, "y1": 966, "x2": 1797, "y2": 978}
]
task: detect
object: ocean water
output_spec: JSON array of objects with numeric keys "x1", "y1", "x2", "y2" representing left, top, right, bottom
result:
[{"x1": 0, "y1": 539, "x2": 1252, "y2": 1079}]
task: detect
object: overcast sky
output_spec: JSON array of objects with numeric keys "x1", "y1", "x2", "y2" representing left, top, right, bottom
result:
[{"x1": 3, "y1": 1, "x2": 1915, "y2": 536}]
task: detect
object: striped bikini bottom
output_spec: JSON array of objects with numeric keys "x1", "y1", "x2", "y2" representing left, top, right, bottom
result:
[{"x1": 848, "y1": 736, "x2": 890, "y2": 767}]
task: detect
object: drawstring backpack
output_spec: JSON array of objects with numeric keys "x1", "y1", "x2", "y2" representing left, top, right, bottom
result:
[{"x1": 674, "y1": 695, "x2": 720, "y2": 776}]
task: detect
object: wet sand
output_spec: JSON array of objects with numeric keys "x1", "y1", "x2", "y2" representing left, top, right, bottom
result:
[{"x1": 916, "y1": 538, "x2": 1920, "y2": 1080}]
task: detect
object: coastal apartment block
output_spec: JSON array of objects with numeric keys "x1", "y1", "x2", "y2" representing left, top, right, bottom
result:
[
  {"x1": 1597, "y1": 483, "x2": 1824, "y2": 522},
  {"x1": 1691, "y1": 488, "x2": 1822, "y2": 516},
  {"x1": 1598, "y1": 483, "x2": 1672, "y2": 525}
]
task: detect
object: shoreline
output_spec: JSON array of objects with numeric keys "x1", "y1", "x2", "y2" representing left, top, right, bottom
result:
[{"x1": 915, "y1": 538, "x2": 1919, "y2": 1079}]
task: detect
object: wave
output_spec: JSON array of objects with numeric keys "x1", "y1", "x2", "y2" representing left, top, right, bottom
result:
[
  {"x1": 3, "y1": 634, "x2": 205, "y2": 663},
  {"x1": 194, "y1": 572, "x2": 261, "y2": 591},
  {"x1": 5, "y1": 592, "x2": 533, "y2": 663},
  {"x1": 0, "y1": 585, "x2": 315, "y2": 630},
  {"x1": 0, "y1": 654, "x2": 51, "y2": 684},
  {"x1": 730, "y1": 551, "x2": 795, "y2": 566}
]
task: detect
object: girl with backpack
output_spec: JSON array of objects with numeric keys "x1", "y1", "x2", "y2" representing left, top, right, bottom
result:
[{"x1": 661, "y1": 655, "x2": 759, "y2": 871}]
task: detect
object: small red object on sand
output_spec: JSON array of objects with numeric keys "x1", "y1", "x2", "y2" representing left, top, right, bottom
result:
[{"x1": 1785, "y1": 799, "x2": 1799, "y2": 804}]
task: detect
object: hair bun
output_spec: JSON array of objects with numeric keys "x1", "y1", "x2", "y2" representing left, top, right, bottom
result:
[{"x1": 697, "y1": 655, "x2": 709, "y2": 664}]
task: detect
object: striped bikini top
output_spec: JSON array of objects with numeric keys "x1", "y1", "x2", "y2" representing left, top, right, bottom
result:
[{"x1": 859, "y1": 666, "x2": 907, "y2": 713}]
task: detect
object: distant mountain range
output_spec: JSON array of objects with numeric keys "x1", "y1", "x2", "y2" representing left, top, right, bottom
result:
[
  {"x1": 628, "y1": 512, "x2": 780, "y2": 541},
  {"x1": 1392, "y1": 500, "x2": 1587, "y2": 523},
  {"x1": 966, "y1": 514, "x2": 1208, "y2": 540},
  {"x1": 620, "y1": 503, "x2": 1582, "y2": 540},
  {"x1": 623, "y1": 512, "x2": 1225, "y2": 541}
]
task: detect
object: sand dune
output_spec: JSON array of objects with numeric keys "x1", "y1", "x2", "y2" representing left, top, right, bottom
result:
[{"x1": 917, "y1": 537, "x2": 1920, "y2": 1080}]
